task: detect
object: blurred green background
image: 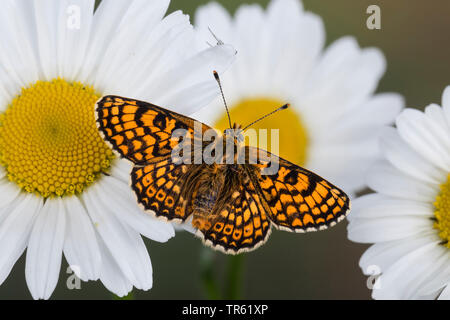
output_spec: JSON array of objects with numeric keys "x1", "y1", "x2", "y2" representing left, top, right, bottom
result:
[{"x1": 2, "y1": 0, "x2": 450, "y2": 300}]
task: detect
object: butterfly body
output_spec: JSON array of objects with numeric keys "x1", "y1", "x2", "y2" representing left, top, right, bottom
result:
[{"x1": 96, "y1": 96, "x2": 350, "y2": 254}]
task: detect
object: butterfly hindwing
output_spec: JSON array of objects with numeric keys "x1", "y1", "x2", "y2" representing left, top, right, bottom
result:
[
  {"x1": 245, "y1": 147, "x2": 350, "y2": 232},
  {"x1": 96, "y1": 96, "x2": 211, "y2": 165},
  {"x1": 193, "y1": 169, "x2": 272, "y2": 254},
  {"x1": 131, "y1": 159, "x2": 193, "y2": 222}
]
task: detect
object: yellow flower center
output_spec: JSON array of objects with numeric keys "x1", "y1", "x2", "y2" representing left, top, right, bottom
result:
[
  {"x1": 434, "y1": 175, "x2": 450, "y2": 248},
  {"x1": 215, "y1": 98, "x2": 309, "y2": 165},
  {"x1": 0, "y1": 79, "x2": 114, "y2": 198}
]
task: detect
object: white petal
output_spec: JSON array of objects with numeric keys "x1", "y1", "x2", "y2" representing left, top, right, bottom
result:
[
  {"x1": 96, "y1": 176, "x2": 175, "y2": 243},
  {"x1": 97, "y1": 235, "x2": 133, "y2": 297},
  {"x1": 438, "y1": 285, "x2": 450, "y2": 300},
  {"x1": 82, "y1": 185, "x2": 153, "y2": 290},
  {"x1": 31, "y1": 0, "x2": 61, "y2": 80},
  {"x1": 136, "y1": 44, "x2": 237, "y2": 115},
  {"x1": 418, "y1": 254, "x2": 450, "y2": 296},
  {"x1": 0, "y1": 178, "x2": 22, "y2": 210},
  {"x1": 231, "y1": 4, "x2": 267, "y2": 98},
  {"x1": 77, "y1": 0, "x2": 133, "y2": 83},
  {"x1": 358, "y1": 233, "x2": 438, "y2": 275},
  {"x1": 396, "y1": 108, "x2": 450, "y2": 171},
  {"x1": 333, "y1": 93, "x2": 404, "y2": 134},
  {"x1": 112, "y1": 11, "x2": 194, "y2": 96},
  {"x1": 442, "y1": 86, "x2": 450, "y2": 125},
  {"x1": 63, "y1": 195, "x2": 101, "y2": 281},
  {"x1": 348, "y1": 215, "x2": 434, "y2": 243},
  {"x1": 0, "y1": 193, "x2": 42, "y2": 285},
  {"x1": 380, "y1": 127, "x2": 445, "y2": 185},
  {"x1": 301, "y1": 37, "x2": 386, "y2": 121},
  {"x1": 110, "y1": 159, "x2": 133, "y2": 183},
  {"x1": 266, "y1": 0, "x2": 324, "y2": 94},
  {"x1": 173, "y1": 216, "x2": 196, "y2": 235},
  {"x1": 195, "y1": 2, "x2": 233, "y2": 46},
  {"x1": 366, "y1": 161, "x2": 439, "y2": 202},
  {"x1": 92, "y1": 0, "x2": 170, "y2": 89},
  {"x1": 0, "y1": 0, "x2": 40, "y2": 89},
  {"x1": 348, "y1": 193, "x2": 434, "y2": 221},
  {"x1": 56, "y1": 0, "x2": 95, "y2": 80},
  {"x1": 25, "y1": 198, "x2": 66, "y2": 300},
  {"x1": 372, "y1": 241, "x2": 444, "y2": 299}
]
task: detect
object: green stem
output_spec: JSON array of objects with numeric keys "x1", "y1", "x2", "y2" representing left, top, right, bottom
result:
[
  {"x1": 200, "y1": 248, "x2": 221, "y2": 300},
  {"x1": 224, "y1": 254, "x2": 245, "y2": 300}
]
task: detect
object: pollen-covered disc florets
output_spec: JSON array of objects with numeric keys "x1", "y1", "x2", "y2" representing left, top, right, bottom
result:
[{"x1": 0, "y1": 79, "x2": 114, "y2": 198}]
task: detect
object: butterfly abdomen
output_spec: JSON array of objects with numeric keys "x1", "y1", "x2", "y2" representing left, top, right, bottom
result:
[{"x1": 191, "y1": 164, "x2": 227, "y2": 230}]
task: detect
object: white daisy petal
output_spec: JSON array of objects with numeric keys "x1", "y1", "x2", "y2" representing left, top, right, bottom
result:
[
  {"x1": 0, "y1": 194, "x2": 42, "y2": 285},
  {"x1": 348, "y1": 193, "x2": 434, "y2": 221},
  {"x1": 380, "y1": 127, "x2": 445, "y2": 184},
  {"x1": 63, "y1": 195, "x2": 101, "y2": 282},
  {"x1": 438, "y1": 285, "x2": 450, "y2": 300},
  {"x1": 82, "y1": 185, "x2": 153, "y2": 290},
  {"x1": 366, "y1": 161, "x2": 439, "y2": 201},
  {"x1": 396, "y1": 108, "x2": 450, "y2": 171},
  {"x1": 31, "y1": 0, "x2": 61, "y2": 80},
  {"x1": 302, "y1": 37, "x2": 385, "y2": 119},
  {"x1": 348, "y1": 215, "x2": 433, "y2": 243},
  {"x1": 334, "y1": 93, "x2": 404, "y2": 133},
  {"x1": 96, "y1": 235, "x2": 133, "y2": 297},
  {"x1": 358, "y1": 233, "x2": 438, "y2": 276},
  {"x1": 195, "y1": 1, "x2": 233, "y2": 46},
  {"x1": 139, "y1": 44, "x2": 236, "y2": 114},
  {"x1": 110, "y1": 159, "x2": 133, "y2": 183},
  {"x1": 56, "y1": 0, "x2": 95, "y2": 80},
  {"x1": 76, "y1": 0, "x2": 132, "y2": 83},
  {"x1": 267, "y1": 1, "x2": 324, "y2": 93},
  {"x1": 372, "y1": 241, "x2": 443, "y2": 299},
  {"x1": 442, "y1": 86, "x2": 450, "y2": 124},
  {"x1": 25, "y1": 198, "x2": 66, "y2": 300},
  {"x1": 418, "y1": 254, "x2": 450, "y2": 297},
  {"x1": 0, "y1": 178, "x2": 22, "y2": 209},
  {"x1": 115, "y1": 11, "x2": 194, "y2": 96},
  {"x1": 93, "y1": 0, "x2": 171, "y2": 91},
  {"x1": 96, "y1": 176, "x2": 175, "y2": 243},
  {"x1": 0, "y1": 0, "x2": 40, "y2": 88}
]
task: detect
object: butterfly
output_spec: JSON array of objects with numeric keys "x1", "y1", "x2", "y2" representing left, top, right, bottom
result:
[{"x1": 95, "y1": 74, "x2": 350, "y2": 255}]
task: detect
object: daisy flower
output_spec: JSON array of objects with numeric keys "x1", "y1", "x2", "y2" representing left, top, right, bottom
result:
[
  {"x1": 347, "y1": 87, "x2": 450, "y2": 300},
  {"x1": 193, "y1": 0, "x2": 404, "y2": 196},
  {"x1": 0, "y1": 0, "x2": 235, "y2": 299}
]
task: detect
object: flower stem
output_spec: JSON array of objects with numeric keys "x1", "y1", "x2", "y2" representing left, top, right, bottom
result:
[
  {"x1": 200, "y1": 248, "x2": 222, "y2": 300},
  {"x1": 224, "y1": 254, "x2": 245, "y2": 300}
]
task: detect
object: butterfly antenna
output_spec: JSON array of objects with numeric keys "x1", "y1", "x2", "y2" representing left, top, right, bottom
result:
[
  {"x1": 208, "y1": 27, "x2": 224, "y2": 45},
  {"x1": 213, "y1": 71, "x2": 232, "y2": 129},
  {"x1": 242, "y1": 104, "x2": 290, "y2": 131}
]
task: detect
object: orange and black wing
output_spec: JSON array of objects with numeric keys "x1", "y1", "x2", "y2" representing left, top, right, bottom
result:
[
  {"x1": 96, "y1": 95, "x2": 211, "y2": 165},
  {"x1": 193, "y1": 170, "x2": 272, "y2": 254},
  {"x1": 245, "y1": 147, "x2": 350, "y2": 233},
  {"x1": 131, "y1": 159, "x2": 195, "y2": 222}
]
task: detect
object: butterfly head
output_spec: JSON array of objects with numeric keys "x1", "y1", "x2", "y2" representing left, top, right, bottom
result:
[{"x1": 224, "y1": 123, "x2": 244, "y2": 144}]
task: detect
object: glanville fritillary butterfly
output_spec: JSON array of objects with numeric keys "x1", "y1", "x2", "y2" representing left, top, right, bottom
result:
[{"x1": 95, "y1": 72, "x2": 350, "y2": 254}]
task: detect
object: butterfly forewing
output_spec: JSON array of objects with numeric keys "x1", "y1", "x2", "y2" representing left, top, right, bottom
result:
[
  {"x1": 96, "y1": 96, "x2": 211, "y2": 165},
  {"x1": 245, "y1": 146, "x2": 350, "y2": 232}
]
